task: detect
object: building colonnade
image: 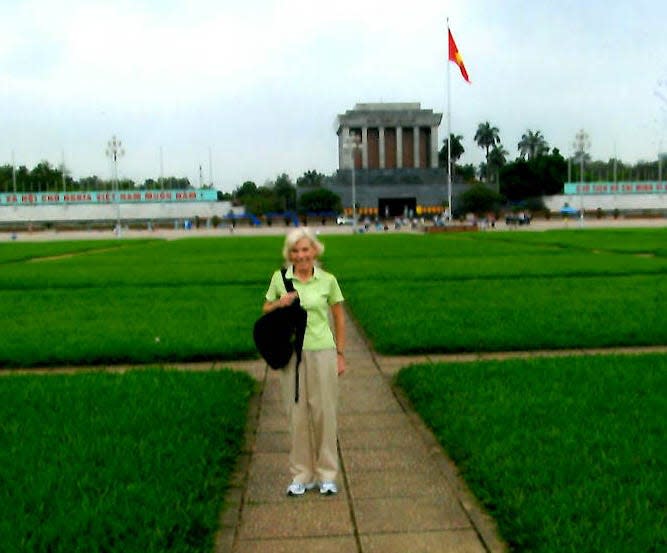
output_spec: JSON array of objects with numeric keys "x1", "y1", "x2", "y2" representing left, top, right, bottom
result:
[{"x1": 337, "y1": 103, "x2": 442, "y2": 172}]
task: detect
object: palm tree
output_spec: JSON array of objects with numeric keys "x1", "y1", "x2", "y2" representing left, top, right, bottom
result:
[
  {"x1": 518, "y1": 130, "x2": 549, "y2": 160},
  {"x1": 487, "y1": 144, "x2": 508, "y2": 192},
  {"x1": 488, "y1": 144, "x2": 508, "y2": 170},
  {"x1": 474, "y1": 122, "x2": 500, "y2": 180},
  {"x1": 438, "y1": 134, "x2": 465, "y2": 170}
]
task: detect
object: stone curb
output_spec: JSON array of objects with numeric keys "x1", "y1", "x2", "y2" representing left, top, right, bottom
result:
[{"x1": 214, "y1": 365, "x2": 267, "y2": 553}]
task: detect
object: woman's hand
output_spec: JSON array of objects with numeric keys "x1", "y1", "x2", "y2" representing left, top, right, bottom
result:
[
  {"x1": 278, "y1": 291, "x2": 299, "y2": 307},
  {"x1": 336, "y1": 353, "x2": 346, "y2": 376},
  {"x1": 262, "y1": 291, "x2": 299, "y2": 314}
]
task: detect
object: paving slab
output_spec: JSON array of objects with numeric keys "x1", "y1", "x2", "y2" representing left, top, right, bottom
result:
[
  {"x1": 256, "y1": 413, "x2": 288, "y2": 433},
  {"x1": 342, "y1": 446, "x2": 438, "y2": 473},
  {"x1": 360, "y1": 530, "x2": 486, "y2": 553},
  {"x1": 235, "y1": 536, "x2": 359, "y2": 553},
  {"x1": 338, "y1": 390, "x2": 403, "y2": 413},
  {"x1": 238, "y1": 501, "x2": 353, "y2": 540},
  {"x1": 253, "y1": 431, "x2": 290, "y2": 453},
  {"x1": 338, "y1": 412, "x2": 414, "y2": 431},
  {"x1": 338, "y1": 427, "x2": 425, "y2": 450},
  {"x1": 354, "y1": 497, "x2": 470, "y2": 534},
  {"x1": 346, "y1": 469, "x2": 452, "y2": 500}
]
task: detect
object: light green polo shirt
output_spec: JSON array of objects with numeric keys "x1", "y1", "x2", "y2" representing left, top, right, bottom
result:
[{"x1": 265, "y1": 265, "x2": 344, "y2": 351}]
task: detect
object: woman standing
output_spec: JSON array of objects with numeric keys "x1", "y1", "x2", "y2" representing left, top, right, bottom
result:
[{"x1": 263, "y1": 227, "x2": 345, "y2": 496}]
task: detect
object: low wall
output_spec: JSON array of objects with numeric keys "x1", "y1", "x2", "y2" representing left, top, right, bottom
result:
[
  {"x1": 0, "y1": 201, "x2": 240, "y2": 225},
  {"x1": 544, "y1": 194, "x2": 667, "y2": 213}
]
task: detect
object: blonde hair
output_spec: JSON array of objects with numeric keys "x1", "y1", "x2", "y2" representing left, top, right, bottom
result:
[{"x1": 282, "y1": 227, "x2": 324, "y2": 265}]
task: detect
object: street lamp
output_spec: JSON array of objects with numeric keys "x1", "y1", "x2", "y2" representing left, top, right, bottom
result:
[
  {"x1": 572, "y1": 129, "x2": 590, "y2": 227},
  {"x1": 343, "y1": 133, "x2": 362, "y2": 233},
  {"x1": 106, "y1": 135, "x2": 124, "y2": 237}
]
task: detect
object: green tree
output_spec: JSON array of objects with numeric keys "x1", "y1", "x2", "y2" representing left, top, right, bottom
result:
[
  {"x1": 78, "y1": 176, "x2": 107, "y2": 191},
  {"x1": 296, "y1": 170, "x2": 325, "y2": 188},
  {"x1": 274, "y1": 173, "x2": 296, "y2": 211},
  {"x1": 486, "y1": 144, "x2": 509, "y2": 191},
  {"x1": 30, "y1": 161, "x2": 61, "y2": 192},
  {"x1": 458, "y1": 184, "x2": 504, "y2": 217},
  {"x1": 474, "y1": 121, "x2": 500, "y2": 171},
  {"x1": 234, "y1": 181, "x2": 258, "y2": 200},
  {"x1": 160, "y1": 176, "x2": 190, "y2": 190},
  {"x1": 499, "y1": 160, "x2": 537, "y2": 201},
  {"x1": 458, "y1": 163, "x2": 477, "y2": 183},
  {"x1": 117, "y1": 178, "x2": 136, "y2": 191},
  {"x1": 297, "y1": 188, "x2": 342, "y2": 214},
  {"x1": 518, "y1": 129, "x2": 549, "y2": 160},
  {"x1": 244, "y1": 186, "x2": 280, "y2": 215},
  {"x1": 488, "y1": 144, "x2": 508, "y2": 171},
  {"x1": 0, "y1": 165, "x2": 13, "y2": 192},
  {"x1": 531, "y1": 148, "x2": 567, "y2": 195},
  {"x1": 500, "y1": 148, "x2": 567, "y2": 201},
  {"x1": 438, "y1": 134, "x2": 465, "y2": 169}
]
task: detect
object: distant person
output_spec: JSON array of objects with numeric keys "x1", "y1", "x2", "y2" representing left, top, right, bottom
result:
[{"x1": 263, "y1": 227, "x2": 346, "y2": 497}]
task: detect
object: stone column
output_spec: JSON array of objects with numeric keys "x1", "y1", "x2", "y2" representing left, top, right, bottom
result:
[
  {"x1": 413, "y1": 126, "x2": 420, "y2": 168},
  {"x1": 339, "y1": 126, "x2": 350, "y2": 169},
  {"x1": 379, "y1": 127, "x2": 386, "y2": 169},
  {"x1": 431, "y1": 125, "x2": 439, "y2": 169},
  {"x1": 361, "y1": 127, "x2": 369, "y2": 169},
  {"x1": 396, "y1": 127, "x2": 403, "y2": 168}
]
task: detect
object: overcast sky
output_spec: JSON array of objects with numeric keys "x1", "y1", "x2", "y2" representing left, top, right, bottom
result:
[{"x1": 2, "y1": 0, "x2": 666, "y2": 192}]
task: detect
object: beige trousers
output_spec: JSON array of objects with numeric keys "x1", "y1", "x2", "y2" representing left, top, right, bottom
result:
[{"x1": 280, "y1": 349, "x2": 339, "y2": 484}]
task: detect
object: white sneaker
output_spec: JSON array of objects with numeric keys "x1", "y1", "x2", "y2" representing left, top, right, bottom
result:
[
  {"x1": 319, "y1": 481, "x2": 338, "y2": 495},
  {"x1": 286, "y1": 481, "x2": 316, "y2": 496}
]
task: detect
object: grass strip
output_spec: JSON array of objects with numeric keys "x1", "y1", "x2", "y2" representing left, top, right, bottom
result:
[
  {"x1": 0, "y1": 369, "x2": 255, "y2": 553},
  {"x1": 473, "y1": 227, "x2": 667, "y2": 256},
  {"x1": 344, "y1": 274, "x2": 666, "y2": 354},
  {"x1": 0, "y1": 240, "x2": 151, "y2": 264},
  {"x1": 0, "y1": 284, "x2": 263, "y2": 367},
  {"x1": 396, "y1": 353, "x2": 666, "y2": 553}
]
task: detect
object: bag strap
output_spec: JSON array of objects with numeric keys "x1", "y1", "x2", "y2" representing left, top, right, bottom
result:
[
  {"x1": 281, "y1": 267, "x2": 302, "y2": 403},
  {"x1": 281, "y1": 268, "x2": 293, "y2": 292},
  {"x1": 281, "y1": 268, "x2": 298, "y2": 299}
]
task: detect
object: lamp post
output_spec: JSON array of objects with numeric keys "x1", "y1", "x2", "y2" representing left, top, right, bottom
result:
[
  {"x1": 11, "y1": 151, "x2": 16, "y2": 193},
  {"x1": 106, "y1": 136, "x2": 124, "y2": 237},
  {"x1": 573, "y1": 129, "x2": 590, "y2": 227},
  {"x1": 343, "y1": 133, "x2": 362, "y2": 233}
]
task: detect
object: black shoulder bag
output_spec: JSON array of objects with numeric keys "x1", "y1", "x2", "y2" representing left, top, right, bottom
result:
[{"x1": 253, "y1": 268, "x2": 307, "y2": 402}]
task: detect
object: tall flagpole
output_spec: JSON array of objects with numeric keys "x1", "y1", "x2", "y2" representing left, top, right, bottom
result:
[{"x1": 446, "y1": 18, "x2": 452, "y2": 220}]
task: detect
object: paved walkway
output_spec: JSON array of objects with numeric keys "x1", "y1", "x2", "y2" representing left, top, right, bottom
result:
[{"x1": 216, "y1": 309, "x2": 507, "y2": 553}]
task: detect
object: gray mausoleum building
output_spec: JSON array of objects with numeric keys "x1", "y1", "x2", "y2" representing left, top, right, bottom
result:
[{"x1": 321, "y1": 102, "x2": 466, "y2": 217}]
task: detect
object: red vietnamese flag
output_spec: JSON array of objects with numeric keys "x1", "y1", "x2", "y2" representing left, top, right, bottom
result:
[{"x1": 448, "y1": 29, "x2": 470, "y2": 83}]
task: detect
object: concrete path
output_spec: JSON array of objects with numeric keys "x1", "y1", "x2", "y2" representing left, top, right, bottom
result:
[{"x1": 217, "y1": 309, "x2": 507, "y2": 553}]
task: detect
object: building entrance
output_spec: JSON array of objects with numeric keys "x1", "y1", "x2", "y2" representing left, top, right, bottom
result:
[{"x1": 378, "y1": 197, "x2": 416, "y2": 218}]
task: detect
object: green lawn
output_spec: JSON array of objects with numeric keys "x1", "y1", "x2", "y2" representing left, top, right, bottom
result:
[
  {"x1": 0, "y1": 229, "x2": 665, "y2": 367},
  {"x1": 396, "y1": 353, "x2": 666, "y2": 553},
  {"x1": 0, "y1": 237, "x2": 282, "y2": 367},
  {"x1": 323, "y1": 230, "x2": 667, "y2": 354},
  {"x1": 0, "y1": 369, "x2": 255, "y2": 553},
  {"x1": 0, "y1": 285, "x2": 262, "y2": 366},
  {"x1": 1, "y1": 228, "x2": 665, "y2": 553}
]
